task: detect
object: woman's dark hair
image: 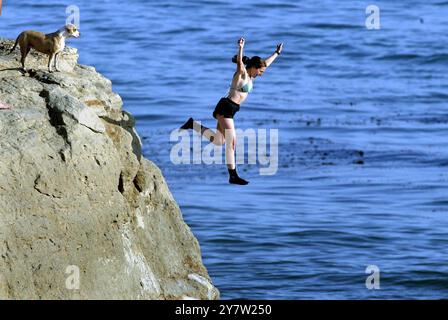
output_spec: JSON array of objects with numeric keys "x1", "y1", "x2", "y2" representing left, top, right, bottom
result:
[{"x1": 232, "y1": 55, "x2": 267, "y2": 69}]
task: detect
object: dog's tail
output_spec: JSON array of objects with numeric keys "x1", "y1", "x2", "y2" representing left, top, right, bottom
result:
[{"x1": 8, "y1": 34, "x2": 20, "y2": 55}]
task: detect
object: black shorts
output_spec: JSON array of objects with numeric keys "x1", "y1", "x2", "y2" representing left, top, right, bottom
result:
[{"x1": 212, "y1": 97, "x2": 240, "y2": 119}]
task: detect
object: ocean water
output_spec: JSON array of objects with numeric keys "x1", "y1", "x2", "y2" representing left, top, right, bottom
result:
[{"x1": 1, "y1": 0, "x2": 448, "y2": 299}]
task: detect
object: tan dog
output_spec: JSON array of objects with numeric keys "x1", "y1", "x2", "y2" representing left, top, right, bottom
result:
[{"x1": 9, "y1": 24, "x2": 80, "y2": 72}]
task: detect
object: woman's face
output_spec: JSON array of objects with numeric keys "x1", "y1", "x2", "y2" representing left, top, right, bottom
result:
[
  {"x1": 249, "y1": 67, "x2": 266, "y2": 78},
  {"x1": 257, "y1": 67, "x2": 267, "y2": 77}
]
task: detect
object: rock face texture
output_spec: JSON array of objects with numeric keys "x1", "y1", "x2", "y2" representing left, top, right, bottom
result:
[{"x1": 0, "y1": 39, "x2": 219, "y2": 300}]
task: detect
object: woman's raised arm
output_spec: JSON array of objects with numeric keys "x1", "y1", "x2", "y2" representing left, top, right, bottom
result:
[
  {"x1": 265, "y1": 43, "x2": 283, "y2": 67},
  {"x1": 236, "y1": 37, "x2": 246, "y2": 72}
]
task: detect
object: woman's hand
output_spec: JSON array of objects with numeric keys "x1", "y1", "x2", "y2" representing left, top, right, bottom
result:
[
  {"x1": 238, "y1": 37, "x2": 245, "y2": 48},
  {"x1": 276, "y1": 43, "x2": 283, "y2": 55},
  {"x1": 265, "y1": 43, "x2": 284, "y2": 67},
  {"x1": 236, "y1": 38, "x2": 245, "y2": 72}
]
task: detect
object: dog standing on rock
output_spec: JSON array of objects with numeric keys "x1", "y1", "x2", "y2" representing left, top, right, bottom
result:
[{"x1": 9, "y1": 24, "x2": 80, "y2": 73}]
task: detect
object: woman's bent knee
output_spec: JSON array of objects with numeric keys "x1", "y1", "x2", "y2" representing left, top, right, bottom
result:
[{"x1": 212, "y1": 137, "x2": 225, "y2": 146}]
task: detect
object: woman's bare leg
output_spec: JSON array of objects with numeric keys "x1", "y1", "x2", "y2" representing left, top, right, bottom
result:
[
  {"x1": 217, "y1": 116, "x2": 248, "y2": 185},
  {"x1": 194, "y1": 121, "x2": 226, "y2": 145},
  {"x1": 180, "y1": 115, "x2": 248, "y2": 184},
  {"x1": 217, "y1": 116, "x2": 236, "y2": 169},
  {"x1": 180, "y1": 117, "x2": 225, "y2": 145},
  {"x1": 215, "y1": 120, "x2": 226, "y2": 145}
]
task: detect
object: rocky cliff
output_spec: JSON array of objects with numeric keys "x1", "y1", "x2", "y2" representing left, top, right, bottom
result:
[{"x1": 0, "y1": 39, "x2": 219, "y2": 300}]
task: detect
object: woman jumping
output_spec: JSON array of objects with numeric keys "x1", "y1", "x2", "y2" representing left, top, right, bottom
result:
[{"x1": 180, "y1": 37, "x2": 283, "y2": 185}]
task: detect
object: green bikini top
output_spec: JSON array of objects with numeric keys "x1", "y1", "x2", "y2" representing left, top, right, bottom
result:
[{"x1": 230, "y1": 80, "x2": 253, "y2": 93}]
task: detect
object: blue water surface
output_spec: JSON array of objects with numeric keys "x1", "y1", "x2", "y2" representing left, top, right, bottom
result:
[{"x1": 1, "y1": 0, "x2": 448, "y2": 299}]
